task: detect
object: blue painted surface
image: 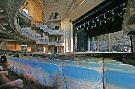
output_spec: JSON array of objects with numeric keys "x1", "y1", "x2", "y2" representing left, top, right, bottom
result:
[
  {"x1": 39, "y1": 62, "x2": 59, "y2": 75},
  {"x1": 105, "y1": 63, "x2": 135, "y2": 72},
  {"x1": 80, "y1": 62, "x2": 102, "y2": 68},
  {"x1": 9, "y1": 57, "x2": 135, "y2": 89},
  {"x1": 63, "y1": 66, "x2": 101, "y2": 82},
  {"x1": 104, "y1": 70, "x2": 135, "y2": 89}
]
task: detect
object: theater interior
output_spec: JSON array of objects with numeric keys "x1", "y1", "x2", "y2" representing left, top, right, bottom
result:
[{"x1": 0, "y1": 0, "x2": 135, "y2": 89}]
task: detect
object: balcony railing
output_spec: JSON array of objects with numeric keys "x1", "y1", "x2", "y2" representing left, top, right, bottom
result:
[
  {"x1": 20, "y1": 27, "x2": 41, "y2": 40},
  {"x1": 36, "y1": 38, "x2": 49, "y2": 44},
  {"x1": 35, "y1": 24, "x2": 63, "y2": 36},
  {"x1": 21, "y1": 11, "x2": 32, "y2": 20},
  {"x1": 48, "y1": 30, "x2": 63, "y2": 36},
  {"x1": 48, "y1": 41, "x2": 64, "y2": 46}
]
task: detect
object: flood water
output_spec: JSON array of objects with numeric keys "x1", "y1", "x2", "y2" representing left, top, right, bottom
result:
[{"x1": 8, "y1": 57, "x2": 135, "y2": 89}]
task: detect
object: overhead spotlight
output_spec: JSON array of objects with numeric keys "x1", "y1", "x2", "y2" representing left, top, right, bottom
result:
[
  {"x1": 87, "y1": 27, "x2": 89, "y2": 30},
  {"x1": 111, "y1": 9, "x2": 114, "y2": 14},
  {"x1": 123, "y1": 3, "x2": 125, "y2": 6},
  {"x1": 92, "y1": 19, "x2": 94, "y2": 23},
  {"x1": 104, "y1": 14, "x2": 106, "y2": 18},
  {"x1": 108, "y1": 18, "x2": 111, "y2": 20},
  {"x1": 94, "y1": 24, "x2": 96, "y2": 27},
  {"x1": 91, "y1": 26, "x2": 93, "y2": 29},
  {"x1": 96, "y1": 17, "x2": 99, "y2": 21},
  {"x1": 119, "y1": 12, "x2": 123, "y2": 15},
  {"x1": 76, "y1": 27, "x2": 78, "y2": 30},
  {"x1": 112, "y1": 18, "x2": 114, "y2": 22},
  {"x1": 0, "y1": 9, "x2": 4, "y2": 12},
  {"x1": 99, "y1": 22, "x2": 102, "y2": 26},
  {"x1": 88, "y1": 21, "x2": 90, "y2": 25},
  {"x1": 84, "y1": 23, "x2": 86, "y2": 27},
  {"x1": 79, "y1": 25, "x2": 81, "y2": 28},
  {"x1": 123, "y1": 7, "x2": 126, "y2": 10}
]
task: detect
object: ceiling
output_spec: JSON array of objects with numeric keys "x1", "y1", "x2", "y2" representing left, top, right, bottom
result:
[{"x1": 38, "y1": 0, "x2": 104, "y2": 21}]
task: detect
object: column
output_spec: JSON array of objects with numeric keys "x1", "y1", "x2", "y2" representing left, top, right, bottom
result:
[
  {"x1": 97, "y1": 36, "x2": 99, "y2": 52},
  {"x1": 88, "y1": 37, "x2": 91, "y2": 51},
  {"x1": 43, "y1": 46, "x2": 46, "y2": 53},
  {"x1": 70, "y1": 22, "x2": 74, "y2": 52},
  {"x1": 108, "y1": 34, "x2": 111, "y2": 52},
  {"x1": 132, "y1": 35, "x2": 135, "y2": 53},
  {"x1": 61, "y1": 18, "x2": 72, "y2": 53}
]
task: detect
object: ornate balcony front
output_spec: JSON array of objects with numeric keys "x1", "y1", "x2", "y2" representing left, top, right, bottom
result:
[{"x1": 48, "y1": 41, "x2": 64, "y2": 46}]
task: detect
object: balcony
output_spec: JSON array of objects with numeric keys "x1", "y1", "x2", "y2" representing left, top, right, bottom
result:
[
  {"x1": 20, "y1": 27, "x2": 41, "y2": 40},
  {"x1": 36, "y1": 38, "x2": 49, "y2": 44},
  {"x1": 35, "y1": 24, "x2": 63, "y2": 36},
  {"x1": 48, "y1": 41, "x2": 64, "y2": 46},
  {"x1": 48, "y1": 30, "x2": 63, "y2": 36},
  {"x1": 21, "y1": 11, "x2": 32, "y2": 20}
]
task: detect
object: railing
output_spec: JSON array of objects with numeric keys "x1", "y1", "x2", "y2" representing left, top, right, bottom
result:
[
  {"x1": 36, "y1": 38, "x2": 49, "y2": 44},
  {"x1": 48, "y1": 30, "x2": 63, "y2": 36},
  {"x1": 21, "y1": 11, "x2": 32, "y2": 20},
  {"x1": 48, "y1": 41, "x2": 64, "y2": 46},
  {"x1": 20, "y1": 27, "x2": 41, "y2": 40},
  {"x1": 36, "y1": 24, "x2": 63, "y2": 36}
]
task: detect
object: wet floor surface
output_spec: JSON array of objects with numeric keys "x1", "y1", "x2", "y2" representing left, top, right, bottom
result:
[
  {"x1": 7, "y1": 57, "x2": 135, "y2": 89},
  {"x1": 6, "y1": 70, "x2": 56, "y2": 89}
]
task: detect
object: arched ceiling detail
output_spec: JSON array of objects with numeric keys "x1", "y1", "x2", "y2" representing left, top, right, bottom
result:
[{"x1": 38, "y1": 0, "x2": 104, "y2": 22}]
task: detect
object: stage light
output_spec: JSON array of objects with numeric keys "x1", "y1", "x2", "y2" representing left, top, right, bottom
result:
[
  {"x1": 76, "y1": 27, "x2": 78, "y2": 30},
  {"x1": 99, "y1": 22, "x2": 102, "y2": 26},
  {"x1": 88, "y1": 21, "x2": 90, "y2": 25},
  {"x1": 112, "y1": 18, "x2": 114, "y2": 22},
  {"x1": 92, "y1": 19, "x2": 94, "y2": 23},
  {"x1": 83, "y1": 23, "x2": 86, "y2": 27},
  {"x1": 104, "y1": 14, "x2": 106, "y2": 19},
  {"x1": 111, "y1": 9, "x2": 114, "y2": 14},
  {"x1": 94, "y1": 23, "x2": 96, "y2": 27},
  {"x1": 87, "y1": 27, "x2": 89, "y2": 30},
  {"x1": 91, "y1": 26, "x2": 93, "y2": 29},
  {"x1": 107, "y1": 17, "x2": 111, "y2": 20},
  {"x1": 123, "y1": 3, "x2": 126, "y2": 6},
  {"x1": 78, "y1": 25, "x2": 81, "y2": 29},
  {"x1": 96, "y1": 17, "x2": 99, "y2": 21}
]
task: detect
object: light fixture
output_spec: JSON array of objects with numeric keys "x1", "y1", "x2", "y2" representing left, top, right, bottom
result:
[
  {"x1": 87, "y1": 27, "x2": 89, "y2": 30},
  {"x1": 76, "y1": 27, "x2": 78, "y2": 30},
  {"x1": 88, "y1": 21, "x2": 90, "y2": 25},
  {"x1": 83, "y1": 23, "x2": 86, "y2": 27},
  {"x1": 123, "y1": 3, "x2": 125, "y2": 6},
  {"x1": 92, "y1": 19, "x2": 94, "y2": 23},
  {"x1": 99, "y1": 21, "x2": 102, "y2": 25},
  {"x1": 112, "y1": 18, "x2": 114, "y2": 22},
  {"x1": 96, "y1": 17, "x2": 99, "y2": 21},
  {"x1": 94, "y1": 24, "x2": 96, "y2": 27},
  {"x1": 91, "y1": 26, "x2": 93, "y2": 29},
  {"x1": 111, "y1": 9, "x2": 114, "y2": 14},
  {"x1": 104, "y1": 14, "x2": 106, "y2": 18}
]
